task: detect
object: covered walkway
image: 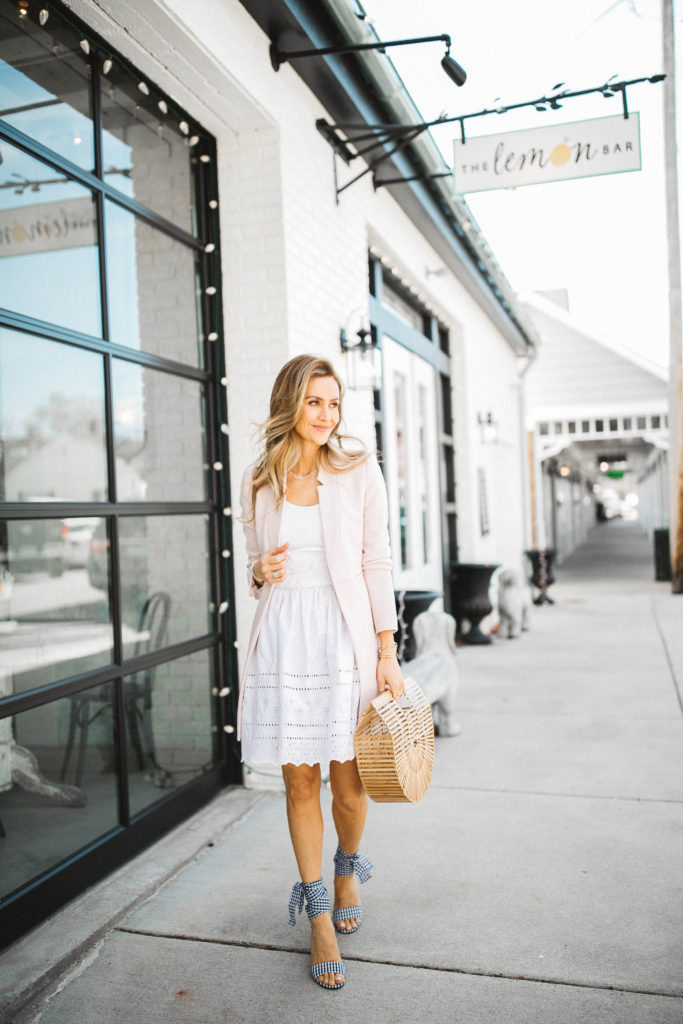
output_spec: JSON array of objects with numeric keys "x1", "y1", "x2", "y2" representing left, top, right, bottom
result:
[{"x1": 556, "y1": 519, "x2": 662, "y2": 591}]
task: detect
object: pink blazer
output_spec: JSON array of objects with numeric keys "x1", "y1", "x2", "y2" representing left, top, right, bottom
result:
[{"x1": 237, "y1": 454, "x2": 398, "y2": 740}]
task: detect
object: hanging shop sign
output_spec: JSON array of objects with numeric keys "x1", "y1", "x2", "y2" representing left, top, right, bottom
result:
[
  {"x1": 0, "y1": 197, "x2": 97, "y2": 257},
  {"x1": 453, "y1": 113, "x2": 641, "y2": 194}
]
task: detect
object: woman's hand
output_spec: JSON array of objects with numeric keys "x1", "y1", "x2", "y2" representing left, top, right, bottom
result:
[
  {"x1": 253, "y1": 542, "x2": 289, "y2": 585},
  {"x1": 376, "y1": 655, "x2": 406, "y2": 701}
]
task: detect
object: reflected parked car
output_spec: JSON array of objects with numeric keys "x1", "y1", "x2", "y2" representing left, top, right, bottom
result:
[
  {"x1": 62, "y1": 518, "x2": 100, "y2": 569},
  {"x1": 6, "y1": 518, "x2": 65, "y2": 577}
]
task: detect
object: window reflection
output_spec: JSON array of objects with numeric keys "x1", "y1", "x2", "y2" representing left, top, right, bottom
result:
[
  {"x1": 417, "y1": 383, "x2": 429, "y2": 564},
  {"x1": 104, "y1": 200, "x2": 201, "y2": 365},
  {"x1": 112, "y1": 360, "x2": 207, "y2": 502},
  {"x1": 0, "y1": 328, "x2": 107, "y2": 501},
  {"x1": 126, "y1": 649, "x2": 216, "y2": 817},
  {"x1": 382, "y1": 281, "x2": 428, "y2": 336},
  {"x1": 0, "y1": 141, "x2": 101, "y2": 334},
  {"x1": 0, "y1": 516, "x2": 112, "y2": 696},
  {"x1": 394, "y1": 372, "x2": 409, "y2": 570},
  {"x1": 86, "y1": 515, "x2": 211, "y2": 657},
  {"x1": 0, "y1": 687, "x2": 118, "y2": 899},
  {"x1": 100, "y1": 76, "x2": 196, "y2": 233},
  {"x1": 0, "y1": 3, "x2": 94, "y2": 170}
]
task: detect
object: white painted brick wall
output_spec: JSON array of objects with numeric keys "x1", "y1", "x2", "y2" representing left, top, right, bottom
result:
[{"x1": 71, "y1": 0, "x2": 531, "y2": 682}]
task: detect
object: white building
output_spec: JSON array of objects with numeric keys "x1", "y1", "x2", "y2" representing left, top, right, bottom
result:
[
  {"x1": 522, "y1": 291, "x2": 669, "y2": 563},
  {"x1": 0, "y1": 0, "x2": 538, "y2": 942}
]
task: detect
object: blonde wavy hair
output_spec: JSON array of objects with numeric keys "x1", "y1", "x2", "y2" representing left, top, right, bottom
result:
[{"x1": 246, "y1": 354, "x2": 367, "y2": 517}]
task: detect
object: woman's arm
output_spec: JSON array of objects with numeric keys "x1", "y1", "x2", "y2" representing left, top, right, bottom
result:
[
  {"x1": 376, "y1": 628, "x2": 405, "y2": 699},
  {"x1": 361, "y1": 457, "x2": 405, "y2": 699},
  {"x1": 239, "y1": 468, "x2": 264, "y2": 600},
  {"x1": 361, "y1": 456, "x2": 399, "y2": 634}
]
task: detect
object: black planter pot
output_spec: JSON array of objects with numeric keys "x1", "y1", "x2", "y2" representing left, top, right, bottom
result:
[
  {"x1": 525, "y1": 549, "x2": 557, "y2": 605},
  {"x1": 394, "y1": 590, "x2": 443, "y2": 662},
  {"x1": 449, "y1": 563, "x2": 499, "y2": 644}
]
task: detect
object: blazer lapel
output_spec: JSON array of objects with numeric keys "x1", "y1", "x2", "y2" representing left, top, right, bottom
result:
[
  {"x1": 256, "y1": 485, "x2": 283, "y2": 551},
  {"x1": 316, "y1": 466, "x2": 341, "y2": 566}
]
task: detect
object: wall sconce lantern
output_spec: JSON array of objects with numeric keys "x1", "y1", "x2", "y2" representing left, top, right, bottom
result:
[
  {"x1": 340, "y1": 325, "x2": 381, "y2": 390},
  {"x1": 478, "y1": 411, "x2": 498, "y2": 444}
]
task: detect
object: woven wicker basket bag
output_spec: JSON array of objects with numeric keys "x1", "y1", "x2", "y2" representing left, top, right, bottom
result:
[{"x1": 354, "y1": 677, "x2": 434, "y2": 802}]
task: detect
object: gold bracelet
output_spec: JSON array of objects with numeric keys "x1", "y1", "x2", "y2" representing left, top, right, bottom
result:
[
  {"x1": 251, "y1": 562, "x2": 264, "y2": 586},
  {"x1": 378, "y1": 651, "x2": 398, "y2": 660},
  {"x1": 378, "y1": 641, "x2": 398, "y2": 654}
]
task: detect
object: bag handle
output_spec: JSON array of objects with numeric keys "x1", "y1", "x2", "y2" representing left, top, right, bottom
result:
[
  {"x1": 370, "y1": 689, "x2": 414, "y2": 712},
  {"x1": 370, "y1": 690, "x2": 394, "y2": 712}
]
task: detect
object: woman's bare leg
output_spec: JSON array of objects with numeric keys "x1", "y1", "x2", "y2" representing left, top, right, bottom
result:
[
  {"x1": 329, "y1": 758, "x2": 368, "y2": 932},
  {"x1": 282, "y1": 762, "x2": 343, "y2": 987}
]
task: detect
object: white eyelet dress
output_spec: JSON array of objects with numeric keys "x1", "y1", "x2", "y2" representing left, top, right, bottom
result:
[{"x1": 240, "y1": 500, "x2": 361, "y2": 767}]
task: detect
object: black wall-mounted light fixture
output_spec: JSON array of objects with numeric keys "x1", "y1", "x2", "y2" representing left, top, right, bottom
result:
[
  {"x1": 340, "y1": 325, "x2": 381, "y2": 390},
  {"x1": 270, "y1": 34, "x2": 467, "y2": 86},
  {"x1": 340, "y1": 325, "x2": 372, "y2": 351},
  {"x1": 478, "y1": 411, "x2": 499, "y2": 444}
]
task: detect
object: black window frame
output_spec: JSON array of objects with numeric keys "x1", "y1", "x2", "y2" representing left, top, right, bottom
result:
[
  {"x1": 368, "y1": 255, "x2": 457, "y2": 608},
  {"x1": 0, "y1": 0, "x2": 239, "y2": 950}
]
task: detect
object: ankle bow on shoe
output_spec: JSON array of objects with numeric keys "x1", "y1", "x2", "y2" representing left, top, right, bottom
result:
[
  {"x1": 288, "y1": 879, "x2": 345, "y2": 991},
  {"x1": 333, "y1": 846, "x2": 373, "y2": 883},
  {"x1": 288, "y1": 877, "x2": 330, "y2": 927},
  {"x1": 332, "y1": 846, "x2": 373, "y2": 935}
]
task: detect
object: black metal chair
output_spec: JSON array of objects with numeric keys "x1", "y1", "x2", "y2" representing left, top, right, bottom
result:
[{"x1": 60, "y1": 592, "x2": 171, "y2": 787}]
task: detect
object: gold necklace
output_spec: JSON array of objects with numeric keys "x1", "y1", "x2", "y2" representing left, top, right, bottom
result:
[{"x1": 289, "y1": 468, "x2": 316, "y2": 480}]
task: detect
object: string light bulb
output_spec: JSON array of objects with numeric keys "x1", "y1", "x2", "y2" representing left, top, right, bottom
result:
[
  {"x1": 158, "y1": 99, "x2": 168, "y2": 114},
  {"x1": 179, "y1": 120, "x2": 189, "y2": 135},
  {"x1": 188, "y1": 135, "x2": 199, "y2": 146},
  {"x1": 208, "y1": 331, "x2": 218, "y2": 341},
  {"x1": 205, "y1": 285, "x2": 216, "y2": 295},
  {"x1": 80, "y1": 38, "x2": 90, "y2": 55},
  {"x1": 204, "y1": 242, "x2": 215, "y2": 253},
  {"x1": 18, "y1": 1, "x2": 29, "y2": 18},
  {"x1": 102, "y1": 57, "x2": 112, "y2": 74},
  {"x1": 209, "y1": 199, "x2": 218, "y2": 209},
  {"x1": 138, "y1": 80, "x2": 149, "y2": 95},
  {"x1": 199, "y1": 154, "x2": 211, "y2": 163},
  {"x1": 39, "y1": 8, "x2": 49, "y2": 25}
]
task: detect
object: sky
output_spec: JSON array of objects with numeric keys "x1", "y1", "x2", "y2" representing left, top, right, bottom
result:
[{"x1": 364, "y1": 0, "x2": 674, "y2": 369}]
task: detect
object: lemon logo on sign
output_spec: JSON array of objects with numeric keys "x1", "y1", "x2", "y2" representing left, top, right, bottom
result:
[{"x1": 550, "y1": 142, "x2": 571, "y2": 167}]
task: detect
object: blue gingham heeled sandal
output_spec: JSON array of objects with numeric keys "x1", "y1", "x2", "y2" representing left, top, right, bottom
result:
[
  {"x1": 288, "y1": 878, "x2": 345, "y2": 991},
  {"x1": 332, "y1": 845, "x2": 373, "y2": 935}
]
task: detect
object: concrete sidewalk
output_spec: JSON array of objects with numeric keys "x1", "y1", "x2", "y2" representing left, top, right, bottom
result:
[{"x1": 3, "y1": 522, "x2": 683, "y2": 1023}]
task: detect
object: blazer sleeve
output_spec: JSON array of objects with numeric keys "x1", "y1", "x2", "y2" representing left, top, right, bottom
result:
[
  {"x1": 239, "y1": 466, "x2": 263, "y2": 600},
  {"x1": 362, "y1": 455, "x2": 398, "y2": 634}
]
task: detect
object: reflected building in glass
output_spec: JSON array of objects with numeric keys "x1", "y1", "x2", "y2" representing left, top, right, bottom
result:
[{"x1": 0, "y1": 0, "x2": 236, "y2": 948}]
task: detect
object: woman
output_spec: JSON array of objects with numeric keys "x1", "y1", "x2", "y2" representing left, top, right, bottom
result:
[{"x1": 239, "y1": 354, "x2": 405, "y2": 991}]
